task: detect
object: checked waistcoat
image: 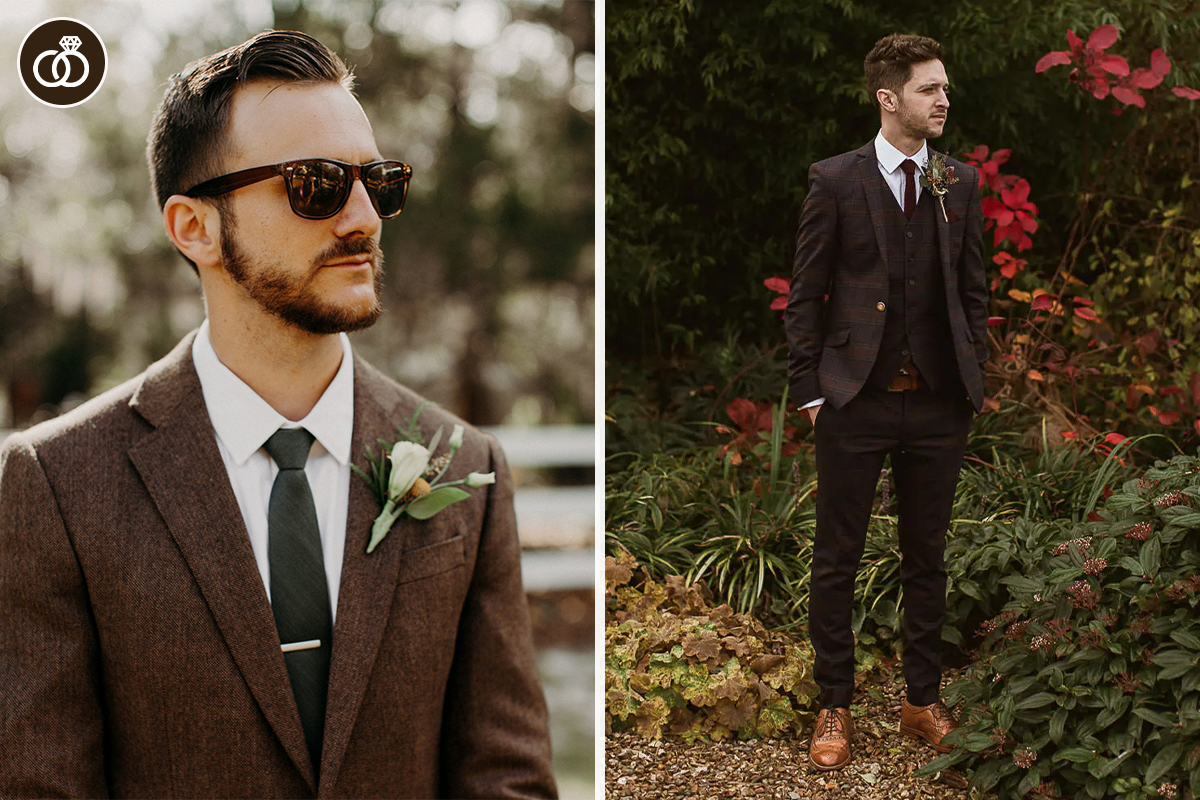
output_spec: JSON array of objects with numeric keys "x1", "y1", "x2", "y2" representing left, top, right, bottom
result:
[{"x1": 863, "y1": 174, "x2": 962, "y2": 394}]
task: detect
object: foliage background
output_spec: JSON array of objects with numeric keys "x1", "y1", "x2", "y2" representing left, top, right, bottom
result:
[
  {"x1": 605, "y1": 1, "x2": 1200, "y2": 794},
  {"x1": 606, "y1": 0, "x2": 1200, "y2": 436},
  {"x1": 0, "y1": 0, "x2": 594, "y2": 431}
]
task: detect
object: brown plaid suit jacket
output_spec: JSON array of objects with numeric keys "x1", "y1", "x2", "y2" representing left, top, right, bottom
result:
[
  {"x1": 785, "y1": 140, "x2": 989, "y2": 410},
  {"x1": 0, "y1": 332, "x2": 557, "y2": 799}
]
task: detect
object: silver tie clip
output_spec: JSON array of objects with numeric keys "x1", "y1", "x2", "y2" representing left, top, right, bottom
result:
[{"x1": 280, "y1": 639, "x2": 321, "y2": 653}]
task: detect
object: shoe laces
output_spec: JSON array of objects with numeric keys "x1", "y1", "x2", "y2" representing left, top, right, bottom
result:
[{"x1": 817, "y1": 709, "x2": 846, "y2": 738}]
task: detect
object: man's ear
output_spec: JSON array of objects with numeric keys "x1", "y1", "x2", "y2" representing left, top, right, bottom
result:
[
  {"x1": 163, "y1": 195, "x2": 222, "y2": 270},
  {"x1": 877, "y1": 88, "x2": 897, "y2": 113}
]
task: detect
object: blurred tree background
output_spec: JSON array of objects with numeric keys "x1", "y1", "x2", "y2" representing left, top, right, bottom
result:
[
  {"x1": 0, "y1": 0, "x2": 594, "y2": 432},
  {"x1": 2, "y1": 2, "x2": 595, "y2": 797}
]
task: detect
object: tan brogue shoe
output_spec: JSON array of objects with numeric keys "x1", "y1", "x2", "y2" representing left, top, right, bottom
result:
[
  {"x1": 807, "y1": 707, "x2": 852, "y2": 771},
  {"x1": 900, "y1": 699, "x2": 958, "y2": 753}
]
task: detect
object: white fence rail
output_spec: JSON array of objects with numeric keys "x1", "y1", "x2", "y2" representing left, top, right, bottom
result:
[{"x1": 484, "y1": 425, "x2": 594, "y2": 592}]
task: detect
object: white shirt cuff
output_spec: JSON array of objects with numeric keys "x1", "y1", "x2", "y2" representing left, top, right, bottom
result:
[{"x1": 800, "y1": 398, "x2": 825, "y2": 410}]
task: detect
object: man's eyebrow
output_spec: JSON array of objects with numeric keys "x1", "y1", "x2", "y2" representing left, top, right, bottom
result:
[{"x1": 917, "y1": 80, "x2": 951, "y2": 90}]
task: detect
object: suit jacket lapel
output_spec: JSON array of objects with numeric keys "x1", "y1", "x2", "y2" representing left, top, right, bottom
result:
[
  {"x1": 856, "y1": 141, "x2": 891, "y2": 267},
  {"x1": 126, "y1": 333, "x2": 316, "y2": 792},
  {"x1": 929, "y1": 148, "x2": 965, "y2": 288},
  {"x1": 318, "y1": 356, "x2": 412, "y2": 796}
]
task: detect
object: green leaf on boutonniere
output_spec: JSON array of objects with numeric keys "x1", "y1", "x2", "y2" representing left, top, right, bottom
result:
[
  {"x1": 405, "y1": 486, "x2": 471, "y2": 520},
  {"x1": 356, "y1": 407, "x2": 491, "y2": 553}
]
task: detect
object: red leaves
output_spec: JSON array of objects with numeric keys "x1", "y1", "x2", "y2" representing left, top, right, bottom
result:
[
  {"x1": 997, "y1": 179, "x2": 1039, "y2": 250},
  {"x1": 1074, "y1": 306, "x2": 1099, "y2": 322},
  {"x1": 982, "y1": 196, "x2": 1013, "y2": 227},
  {"x1": 763, "y1": 276, "x2": 788, "y2": 294},
  {"x1": 763, "y1": 276, "x2": 789, "y2": 312},
  {"x1": 1151, "y1": 48, "x2": 1172, "y2": 75},
  {"x1": 993, "y1": 252, "x2": 1027, "y2": 279},
  {"x1": 962, "y1": 146, "x2": 1014, "y2": 194},
  {"x1": 1035, "y1": 51, "x2": 1072, "y2": 73},
  {"x1": 987, "y1": 316, "x2": 1006, "y2": 327},
  {"x1": 1111, "y1": 85, "x2": 1145, "y2": 107},
  {"x1": 1151, "y1": 407, "x2": 1181, "y2": 426},
  {"x1": 719, "y1": 398, "x2": 801, "y2": 463},
  {"x1": 1096, "y1": 53, "x2": 1130, "y2": 77},
  {"x1": 726, "y1": 398, "x2": 773, "y2": 435},
  {"x1": 964, "y1": 146, "x2": 1037, "y2": 252},
  {"x1": 1126, "y1": 67, "x2": 1164, "y2": 90},
  {"x1": 1086, "y1": 24, "x2": 1120, "y2": 51},
  {"x1": 1040, "y1": 28, "x2": 1198, "y2": 107}
]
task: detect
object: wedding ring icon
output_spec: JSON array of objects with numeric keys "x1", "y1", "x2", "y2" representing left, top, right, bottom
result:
[
  {"x1": 34, "y1": 35, "x2": 90, "y2": 88},
  {"x1": 19, "y1": 18, "x2": 108, "y2": 108}
]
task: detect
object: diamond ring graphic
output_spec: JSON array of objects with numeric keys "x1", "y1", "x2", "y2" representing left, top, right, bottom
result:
[{"x1": 34, "y1": 35, "x2": 90, "y2": 88}]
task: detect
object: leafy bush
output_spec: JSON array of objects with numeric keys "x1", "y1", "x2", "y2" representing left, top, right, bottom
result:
[
  {"x1": 918, "y1": 452, "x2": 1200, "y2": 800},
  {"x1": 604, "y1": 549, "x2": 820, "y2": 741}
]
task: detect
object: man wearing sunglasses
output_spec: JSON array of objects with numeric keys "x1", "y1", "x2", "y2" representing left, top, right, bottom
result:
[{"x1": 0, "y1": 30, "x2": 556, "y2": 799}]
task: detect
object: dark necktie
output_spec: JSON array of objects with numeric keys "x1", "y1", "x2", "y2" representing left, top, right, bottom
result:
[
  {"x1": 263, "y1": 428, "x2": 332, "y2": 778},
  {"x1": 900, "y1": 158, "x2": 917, "y2": 220}
]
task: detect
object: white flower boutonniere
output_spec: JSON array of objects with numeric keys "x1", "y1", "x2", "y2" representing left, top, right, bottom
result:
[
  {"x1": 919, "y1": 152, "x2": 960, "y2": 223},
  {"x1": 352, "y1": 405, "x2": 495, "y2": 554}
]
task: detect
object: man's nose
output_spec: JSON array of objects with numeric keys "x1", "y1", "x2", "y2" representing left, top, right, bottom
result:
[{"x1": 332, "y1": 177, "x2": 381, "y2": 239}]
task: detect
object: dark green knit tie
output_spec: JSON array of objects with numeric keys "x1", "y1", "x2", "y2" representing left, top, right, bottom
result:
[{"x1": 264, "y1": 428, "x2": 332, "y2": 778}]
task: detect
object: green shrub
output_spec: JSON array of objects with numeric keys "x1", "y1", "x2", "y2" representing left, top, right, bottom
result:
[
  {"x1": 919, "y1": 452, "x2": 1200, "y2": 800},
  {"x1": 604, "y1": 549, "x2": 820, "y2": 741}
]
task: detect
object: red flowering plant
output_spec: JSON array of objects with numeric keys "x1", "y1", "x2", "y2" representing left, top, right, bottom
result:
[
  {"x1": 1035, "y1": 24, "x2": 1200, "y2": 108},
  {"x1": 763, "y1": 276, "x2": 789, "y2": 317},
  {"x1": 953, "y1": 145, "x2": 1109, "y2": 422},
  {"x1": 961, "y1": 146, "x2": 1038, "y2": 254},
  {"x1": 714, "y1": 397, "x2": 802, "y2": 467}
]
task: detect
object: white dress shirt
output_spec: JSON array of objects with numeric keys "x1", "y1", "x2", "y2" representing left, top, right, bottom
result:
[
  {"x1": 800, "y1": 131, "x2": 929, "y2": 412},
  {"x1": 192, "y1": 319, "x2": 353, "y2": 623},
  {"x1": 873, "y1": 128, "x2": 928, "y2": 212}
]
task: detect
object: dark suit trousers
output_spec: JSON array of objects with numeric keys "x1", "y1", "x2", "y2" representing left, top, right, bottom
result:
[{"x1": 810, "y1": 385, "x2": 972, "y2": 708}]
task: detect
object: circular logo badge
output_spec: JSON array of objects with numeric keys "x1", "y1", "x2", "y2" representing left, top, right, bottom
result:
[{"x1": 18, "y1": 18, "x2": 107, "y2": 108}]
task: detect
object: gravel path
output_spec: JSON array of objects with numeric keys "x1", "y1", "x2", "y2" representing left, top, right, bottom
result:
[{"x1": 605, "y1": 666, "x2": 991, "y2": 800}]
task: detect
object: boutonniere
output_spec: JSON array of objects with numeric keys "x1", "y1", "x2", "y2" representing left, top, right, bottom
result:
[
  {"x1": 352, "y1": 405, "x2": 495, "y2": 554},
  {"x1": 919, "y1": 152, "x2": 960, "y2": 223}
]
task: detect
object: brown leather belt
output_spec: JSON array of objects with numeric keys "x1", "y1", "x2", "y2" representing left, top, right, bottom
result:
[{"x1": 887, "y1": 363, "x2": 921, "y2": 392}]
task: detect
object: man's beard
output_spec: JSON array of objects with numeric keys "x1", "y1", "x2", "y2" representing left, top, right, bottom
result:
[
  {"x1": 219, "y1": 215, "x2": 384, "y2": 335},
  {"x1": 896, "y1": 97, "x2": 943, "y2": 140}
]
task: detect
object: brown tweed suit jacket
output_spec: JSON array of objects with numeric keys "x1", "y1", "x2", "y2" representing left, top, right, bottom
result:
[
  {"x1": 785, "y1": 140, "x2": 989, "y2": 411},
  {"x1": 0, "y1": 332, "x2": 557, "y2": 799}
]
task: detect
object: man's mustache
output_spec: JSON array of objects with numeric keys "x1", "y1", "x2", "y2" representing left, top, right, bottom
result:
[{"x1": 313, "y1": 238, "x2": 383, "y2": 269}]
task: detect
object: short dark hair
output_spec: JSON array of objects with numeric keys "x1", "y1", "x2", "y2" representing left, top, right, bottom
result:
[
  {"x1": 146, "y1": 30, "x2": 354, "y2": 269},
  {"x1": 864, "y1": 34, "x2": 942, "y2": 112}
]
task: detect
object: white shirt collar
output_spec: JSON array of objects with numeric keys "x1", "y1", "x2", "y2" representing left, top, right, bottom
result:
[
  {"x1": 874, "y1": 129, "x2": 928, "y2": 175},
  {"x1": 192, "y1": 319, "x2": 355, "y2": 467}
]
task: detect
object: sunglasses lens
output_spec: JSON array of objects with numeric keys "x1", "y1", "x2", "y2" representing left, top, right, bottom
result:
[
  {"x1": 287, "y1": 161, "x2": 351, "y2": 218},
  {"x1": 365, "y1": 162, "x2": 410, "y2": 218}
]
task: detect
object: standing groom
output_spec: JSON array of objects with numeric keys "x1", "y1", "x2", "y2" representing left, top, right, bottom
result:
[
  {"x1": 0, "y1": 30, "x2": 556, "y2": 798},
  {"x1": 784, "y1": 33, "x2": 989, "y2": 771}
]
